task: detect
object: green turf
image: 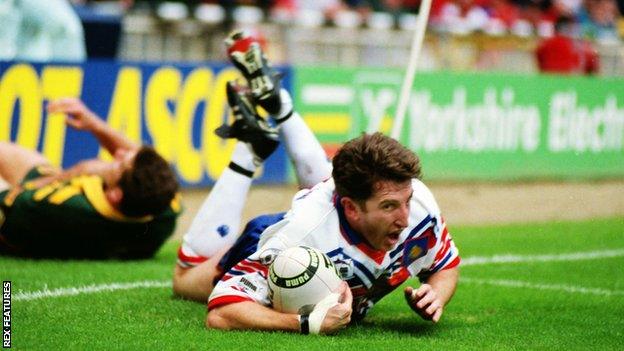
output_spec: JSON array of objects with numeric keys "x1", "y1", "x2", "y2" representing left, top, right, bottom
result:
[{"x1": 3, "y1": 218, "x2": 623, "y2": 350}]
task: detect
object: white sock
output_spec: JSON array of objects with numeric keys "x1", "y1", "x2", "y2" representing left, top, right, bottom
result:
[
  {"x1": 180, "y1": 143, "x2": 254, "y2": 258},
  {"x1": 279, "y1": 108, "x2": 333, "y2": 189},
  {"x1": 230, "y1": 141, "x2": 257, "y2": 174},
  {"x1": 274, "y1": 89, "x2": 294, "y2": 123}
]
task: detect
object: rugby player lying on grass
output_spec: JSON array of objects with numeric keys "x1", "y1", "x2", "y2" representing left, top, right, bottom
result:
[
  {"x1": 0, "y1": 98, "x2": 180, "y2": 259},
  {"x1": 172, "y1": 31, "x2": 460, "y2": 334}
]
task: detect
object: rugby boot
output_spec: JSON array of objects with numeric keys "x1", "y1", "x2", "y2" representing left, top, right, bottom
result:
[
  {"x1": 215, "y1": 81, "x2": 280, "y2": 164},
  {"x1": 224, "y1": 29, "x2": 283, "y2": 115}
]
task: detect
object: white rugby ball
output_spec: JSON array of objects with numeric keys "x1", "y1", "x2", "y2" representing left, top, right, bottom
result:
[{"x1": 268, "y1": 246, "x2": 343, "y2": 314}]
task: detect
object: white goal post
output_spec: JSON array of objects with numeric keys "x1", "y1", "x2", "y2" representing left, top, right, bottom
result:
[{"x1": 390, "y1": 0, "x2": 433, "y2": 140}]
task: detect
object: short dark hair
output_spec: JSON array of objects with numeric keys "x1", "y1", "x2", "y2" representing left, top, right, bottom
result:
[
  {"x1": 118, "y1": 146, "x2": 179, "y2": 217},
  {"x1": 332, "y1": 132, "x2": 421, "y2": 201}
]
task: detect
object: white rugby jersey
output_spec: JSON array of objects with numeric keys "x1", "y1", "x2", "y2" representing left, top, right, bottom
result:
[{"x1": 208, "y1": 178, "x2": 460, "y2": 320}]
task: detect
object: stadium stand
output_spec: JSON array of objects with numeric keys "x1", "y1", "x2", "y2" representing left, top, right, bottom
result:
[{"x1": 74, "y1": 0, "x2": 623, "y2": 74}]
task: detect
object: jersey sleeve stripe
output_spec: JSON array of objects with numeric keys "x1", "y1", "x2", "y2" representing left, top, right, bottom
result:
[
  {"x1": 226, "y1": 270, "x2": 246, "y2": 276},
  {"x1": 440, "y1": 223, "x2": 449, "y2": 243},
  {"x1": 433, "y1": 226, "x2": 452, "y2": 262},
  {"x1": 231, "y1": 264, "x2": 258, "y2": 274},
  {"x1": 207, "y1": 295, "x2": 254, "y2": 310},
  {"x1": 431, "y1": 249, "x2": 460, "y2": 272},
  {"x1": 237, "y1": 259, "x2": 268, "y2": 274},
  {"x1": 231, "y1": 260, "x2": 268, "y2": 277},
  {"x1": 445, "y1": 256, "x2": 461, "y2": 270},
  {"x1": 434, "y1": 237, "x2": 451, "y2": 263}
]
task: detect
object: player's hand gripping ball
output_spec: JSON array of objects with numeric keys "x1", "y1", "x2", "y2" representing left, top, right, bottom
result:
[{"x1": 268, "y1": 246, "x2": 343, "y2": 314}]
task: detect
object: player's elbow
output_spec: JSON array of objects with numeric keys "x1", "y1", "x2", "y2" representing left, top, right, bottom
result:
[
  {"x1": 206, "y1": 308, "x2": 231, "y2": 330},
  {"x1": 172, "y1": 280, "x2": 205, "y2": 302}
]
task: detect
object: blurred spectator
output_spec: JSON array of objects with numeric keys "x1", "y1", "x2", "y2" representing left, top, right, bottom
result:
[
  {"x1": 72, "y1": 1, "x2": 134, "y2": 59},
  {"x1": 344, "y1": 0, "x2": 447, "y2": 15},
  {"x1": 535, "y1": 15, "x2": 599, "y2": 74},
  {"x1": 514, "y1": 0, "x2": 559, "y2": 24},
  {"x1": 218, "y1": 0, "x2": 272, "y2": 18},
  {"x1": 577, "y1": 0, "x2": 621, "y2": 42},
  {"x1": 0, "y1": 0, "x2": 86, "y2": 62},
  {"x1": 552, "y1": 0, "x2": 583, "y2": 15},
  {"x1": 76, "y1": 0, "x2": 134, "y2": 9},
  {"x1": 432, "y1": 0, "x2": 491, "y2": 33},
  {"x1": 346, "y1": 0, "x2": 419, "y2": 15},
  {"x1": 488, "y1": 0, "x2": 521, "y2": 28},
  {"x1": 271, "y1": 0, "x2": 346, "y2": 23}
]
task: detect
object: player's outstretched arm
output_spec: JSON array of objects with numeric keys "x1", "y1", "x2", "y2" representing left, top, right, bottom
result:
[
  {"x1": 404, "y1": 267, "x2": 459, "y2": 323},
  {"x1": 207, "y1": 282, "x2": 353, "y2": 334},
  {"x1": 207, "y1": 301, "x2": 301, "y2": 332},
  {"x1": 47, "y1": 98, "x2": 139, "y2": 155}
]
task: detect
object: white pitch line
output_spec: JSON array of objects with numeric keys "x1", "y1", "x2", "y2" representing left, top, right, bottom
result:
[
  {"x1": 461, "y1": 278, "x2": 624, "y2": 296},
  {"x1": 12, "y1": 249, "x2": 624, "y2": 302},
  {"x1": 461, "y1": 249, "x2": 624, "y2": 266},
  {"x1": 13, "y1": 280, "x2": 171, "y2": 301}
]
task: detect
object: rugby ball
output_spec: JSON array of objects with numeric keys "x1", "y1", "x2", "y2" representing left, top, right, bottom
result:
[{"x1": 268, "y1": 246, "x2": 343, "y2": 314}]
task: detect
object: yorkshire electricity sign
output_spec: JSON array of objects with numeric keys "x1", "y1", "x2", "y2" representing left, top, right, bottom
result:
[
  {"x1": 0, "y1": 62, "x2": 290, "y2": 186},
  {"x1": 1, "y1": 61, "x2": 622, "y2": 184},
  {"x1": 295, "y1": 67, "x2": 624, "y2": 180}
]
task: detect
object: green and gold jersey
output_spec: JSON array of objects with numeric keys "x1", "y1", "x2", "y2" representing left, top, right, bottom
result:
[{"x1": 0, "y1": 166, "x2": 181, "y2": 259}]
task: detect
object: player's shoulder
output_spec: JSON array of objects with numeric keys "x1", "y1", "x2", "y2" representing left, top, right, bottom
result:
[
  {"x1": 409, "y1": 178, "x2": 441, "y2": 215},
  {"x1": 289, "y1": 178, "x2": 335, "y2": 212},
  {"x1": 288, "y1": 180, "x2": 336, "y2": 227},
  {"x1": 260, "y1": 179, "x2": 338, "y2": 248}
]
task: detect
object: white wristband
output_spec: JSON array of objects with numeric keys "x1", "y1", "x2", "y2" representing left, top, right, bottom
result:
[{"x1": 308, "y1": 292, "x2": 340, "y2": 334}]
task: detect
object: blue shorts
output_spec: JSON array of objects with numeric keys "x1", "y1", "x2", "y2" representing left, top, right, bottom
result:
[{"x1": 217, "y1": 212, "x2": 285, "y2": 277}]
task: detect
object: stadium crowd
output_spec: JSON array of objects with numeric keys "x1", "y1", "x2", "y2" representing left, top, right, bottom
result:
[
  {"x1": 72, "y1": 0, "x2": 624, "y2": 42},
  {"x1": 1, "y1": 0, "x2": 619, "y2": 72},
  {"x1": 78, "y1": 0, "x2": 622, "y2": 41}
]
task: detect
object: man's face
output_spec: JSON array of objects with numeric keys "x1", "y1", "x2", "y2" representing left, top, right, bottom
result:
[
  {"x1": 101, "y1": 149, "x2": 137, "y2": 188},
  {"x1": 350, "y1": 180, "x2": 413, "y2": 251}
]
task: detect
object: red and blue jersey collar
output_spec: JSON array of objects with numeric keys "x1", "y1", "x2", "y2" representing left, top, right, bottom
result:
[{"x1": 333, "y1": 193, "x2": 386, "y2": 264}]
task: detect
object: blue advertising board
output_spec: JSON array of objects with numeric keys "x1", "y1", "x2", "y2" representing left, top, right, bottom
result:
[{"x1": 0, "y1": 61, "x2": 290, "y2": 186}]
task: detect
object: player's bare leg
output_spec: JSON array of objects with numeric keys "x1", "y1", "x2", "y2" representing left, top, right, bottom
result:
[
  {"x1": 225, "y1": 30, "x2": 332, "y2": 188},
  {"x1": 173, "y1": 246, "x2": 230, "y2": 302},
  {"x1": 0, "y1": 142, "x2": 51, "y2": 187}
]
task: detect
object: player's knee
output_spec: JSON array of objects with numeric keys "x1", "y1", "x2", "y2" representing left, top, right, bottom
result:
[
  {"x1": 171, "y1": 265, "x2": 191, "y2": 298},
  {"x1": 171, "y1": 275, "x2": 184, "y2": 298},
  {"x1": 172, "y1": 264, "x2": 213, "y2": 302}
]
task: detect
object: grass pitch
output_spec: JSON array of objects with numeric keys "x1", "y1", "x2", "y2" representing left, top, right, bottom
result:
[{"x1": 3, "y1": 218, "x2": 623, "y2": 350}]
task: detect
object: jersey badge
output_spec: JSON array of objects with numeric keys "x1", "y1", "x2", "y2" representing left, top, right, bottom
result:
[{"x1": 402, "y1": 235, "x2": 429, "y2": 266}]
